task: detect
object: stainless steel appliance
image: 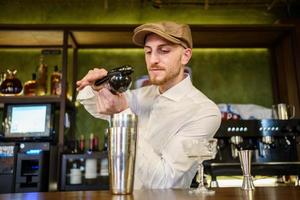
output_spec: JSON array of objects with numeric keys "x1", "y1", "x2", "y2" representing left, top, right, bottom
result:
[{"x1": 204, "y1": 119, "x2": 300, "y2": 186}]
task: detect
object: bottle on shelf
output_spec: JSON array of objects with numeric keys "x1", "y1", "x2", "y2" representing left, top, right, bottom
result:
[
  {"x1": 94, "y1": 135, "x2": 99, "y2": 151},
  {"x1": 36, "y1": 56, "x2": 48, "y2": 96},
  {"x1": 102, "y1": 128, "x2": 108, "y2": 151},
  {"x1": 79, "y1": 134, "x2": 85, "y2": 153},
  {"x1": 0, "y1": 72, "x2": 6, "y2": 86},
  {"x1": 0, "y1": 69, "x2": 23, "y2": 96},
  {"x1": 89, "y1": 133, "x2": 94, "y2": 151},
  {"x1": 69, "y1": 163, "x2": 82, "y2": 185},
  {"x1": 23, "y1": 73, "x2": 37, "y2": 96},
  {"x1": 50, "y1": 65, "x2": 62, "y2": 95},
  {"x1": 88, "y1": 133, "x2": 99, "y2": 152}
]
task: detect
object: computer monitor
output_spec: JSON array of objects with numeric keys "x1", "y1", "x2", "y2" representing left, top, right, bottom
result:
[{"x1": 3, "y1": 104, "x2": 53, "y2": 140}]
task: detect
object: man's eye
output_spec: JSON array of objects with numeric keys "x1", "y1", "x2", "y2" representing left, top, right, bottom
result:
[{"x1": 160, "y1": 48, "x2": 170, "y2": 53}]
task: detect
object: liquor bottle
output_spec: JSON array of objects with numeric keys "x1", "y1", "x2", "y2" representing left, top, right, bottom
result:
[
  {"x1": 36, "y1": 56, "x2": 48, "y2": 96},
  {"x1": 0, "y1": 69, "x2": 22, "y2": 95},
  {"x1": 94, "y1": 135, "x2": 99, "y2": 151},
  {"x1": 0, "y1": 72, "x2": 6, "y2": 85},
  {"x1": 79, "y1": 134, "x2": 85, "y2": 153},
  {"x1": 50, "y1": 65, "x2": 62, "y2": 95},
  {"x1": 23, "y1": 73, "x2": 37, "y2": 96},
  {"x1": 103, "y1": 128, "x2": 108, "y2": 151},
  {"x1": 89, "y1": 133, "x2": 95, "y2": 151}
]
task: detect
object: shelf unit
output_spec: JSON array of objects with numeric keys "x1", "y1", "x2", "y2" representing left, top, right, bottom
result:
[
  {"x1": 0, "y1": 26, "x2": 71, "y2": 191},
  {"x1": 60, "y1": 151, "x2": 109, "y2": 191}
]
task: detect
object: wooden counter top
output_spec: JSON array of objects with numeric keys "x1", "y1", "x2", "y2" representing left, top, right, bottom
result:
[{"x1": 0, "y1": 187, "x2": 299, "y2": 200}]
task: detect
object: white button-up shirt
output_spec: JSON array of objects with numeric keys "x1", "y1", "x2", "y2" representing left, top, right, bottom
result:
[{"x1": 77, "y1": 75, "x2": 221, "y2": 189}]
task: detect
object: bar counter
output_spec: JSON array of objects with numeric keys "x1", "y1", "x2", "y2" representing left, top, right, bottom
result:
[{"x1": 0, "y1": 187, "x2": 299, "y2": 200}]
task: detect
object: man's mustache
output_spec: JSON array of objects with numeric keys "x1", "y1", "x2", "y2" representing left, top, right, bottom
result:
[{"x1": 149, "y1": 65, "x2": 165, "y2": 70}]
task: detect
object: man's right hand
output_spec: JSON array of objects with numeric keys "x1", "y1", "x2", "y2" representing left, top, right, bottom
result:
[
  {"x1": 76, "y1": 68, "x2": 108, "y2": 91},
  {"x1": 76, "y1": 67, "x2": 129, "y2": 115},
  {"x1": 94, "y1": 87, "x2": 129, "y2": 115}
]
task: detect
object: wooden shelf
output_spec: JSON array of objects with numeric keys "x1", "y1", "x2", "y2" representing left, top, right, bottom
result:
[{"x1": 0, "y1": 95, "x2": 62, "y2": 104}]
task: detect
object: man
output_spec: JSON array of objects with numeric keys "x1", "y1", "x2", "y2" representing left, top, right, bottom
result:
[{"x1": 76, "y1": 21, "x2": 221, "y2": 189}]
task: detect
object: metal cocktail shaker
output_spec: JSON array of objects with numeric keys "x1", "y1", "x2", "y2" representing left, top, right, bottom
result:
[{"x1": 108, "y1": 113, "x2": 137, "y2": 194}]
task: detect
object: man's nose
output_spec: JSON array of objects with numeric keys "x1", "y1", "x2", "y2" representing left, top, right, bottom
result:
[{"x1": 149, "y1": 52, "x2": 159, "y2": 65}]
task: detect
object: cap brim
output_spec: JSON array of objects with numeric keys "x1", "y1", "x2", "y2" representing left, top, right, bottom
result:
[{"x1": 132, "y1": 28, "x2": 186, "y2": 48}]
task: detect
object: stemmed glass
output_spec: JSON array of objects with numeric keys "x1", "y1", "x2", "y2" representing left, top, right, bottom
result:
[{"x1": 182, "y1": 138, "x2": 218, "y2": 195}]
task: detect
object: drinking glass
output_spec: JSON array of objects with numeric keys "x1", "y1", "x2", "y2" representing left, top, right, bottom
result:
[{"x1": 182, "y1": 138, "x2": 218, "y2": 195}]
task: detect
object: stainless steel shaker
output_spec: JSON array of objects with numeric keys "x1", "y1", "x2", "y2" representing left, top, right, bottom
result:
[{"x1": 108, "y1": 113, "x2": 137, "y2": 194}]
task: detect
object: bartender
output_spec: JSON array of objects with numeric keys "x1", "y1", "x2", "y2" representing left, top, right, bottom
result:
[{"x1": 76, "y1": 21, "x2": 221, "y2": 189}]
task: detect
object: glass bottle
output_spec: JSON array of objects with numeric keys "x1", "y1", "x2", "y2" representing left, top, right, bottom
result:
[
  {"x1": 89, "y1": 133, "x2": 95, "y2": 151},
  {"x1": 36, "y1": 56, "x2": 48, "y2": 96},
  {"x1": 0, "y1": 69, "x2": 23, "y2": 96},
  {"x1": 0, "y1": 72, "x2": 6, "y2": 86},
  {"x1": 79, "y1": 134, "x2": 85, "y2": 153},
  {"x1": 50, "y1": 65, "x2": 62, "y2": 95},
  {"x1": 23, "y1": 73, "x2": 37, "y2": 96}
]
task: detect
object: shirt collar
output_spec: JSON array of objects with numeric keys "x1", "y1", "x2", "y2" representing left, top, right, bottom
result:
[{"x1": 159, "y1": 74, "x2": 193, "y2": 102}]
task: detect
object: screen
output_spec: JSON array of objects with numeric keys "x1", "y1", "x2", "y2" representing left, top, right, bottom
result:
[
  {"x1": 11, "y1": 106, "x2": 47, "y2": 133},
  {"x1": 4, "y1": 104, "x2": 52, "y2": 139}
]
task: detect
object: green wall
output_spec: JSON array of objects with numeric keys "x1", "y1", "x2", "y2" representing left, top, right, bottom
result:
[{"x1": 0, "y1": 1, "x2": 284, "y2": 25}]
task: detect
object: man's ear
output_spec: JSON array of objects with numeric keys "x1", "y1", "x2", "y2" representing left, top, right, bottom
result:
[{"x1": 181, "y1": 48, "x2": 192, "y2": 65}]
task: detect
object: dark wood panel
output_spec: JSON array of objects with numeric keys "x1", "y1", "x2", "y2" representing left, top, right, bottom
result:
[
  {"x1": 273, "y1": 32, "x2": 300, "y2": 117},
  {"x1": 0, "y1": 95, "x2": 62, "y2": 104}
]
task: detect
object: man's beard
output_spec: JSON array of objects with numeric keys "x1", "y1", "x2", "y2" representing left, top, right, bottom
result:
[
  {"x1": 149, "y1": 66, "x2": 181, "y2": 86},
  {"x1": 149, "y1": 76, "x2": 167, "y2": 85}
]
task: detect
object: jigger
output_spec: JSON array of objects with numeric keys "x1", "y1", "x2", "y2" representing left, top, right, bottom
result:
[{"x1": 238, "y1": 150, "x2": 255, "y2": 190}]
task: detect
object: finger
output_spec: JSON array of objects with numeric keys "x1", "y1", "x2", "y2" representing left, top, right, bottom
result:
[
  {"x1": 86, "y1": 68, "x2": 108, "y2": 83},
  {"x1": 76, "y1": 80, "x2": 89, "y2": 91},
  {"x1": 76, "y1": 68, "x2": 108, "y2": 91}
]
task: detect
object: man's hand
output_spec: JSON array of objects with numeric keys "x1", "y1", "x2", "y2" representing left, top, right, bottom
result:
[
  {"x1": 94, "y1": 87, "x2": 129, "y2": 115},
  {"x1": 76, "y1": 68, "x2": 107, "y2": 91}
]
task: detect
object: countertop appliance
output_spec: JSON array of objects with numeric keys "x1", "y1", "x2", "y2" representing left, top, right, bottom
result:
[{"x1": 204, "y1": 119, "x2": 300, "y2": 186}]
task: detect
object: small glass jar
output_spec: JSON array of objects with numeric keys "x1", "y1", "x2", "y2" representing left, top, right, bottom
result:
[{"x1": 0, "y1": 69, "x2": 23, "y2": 96}]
